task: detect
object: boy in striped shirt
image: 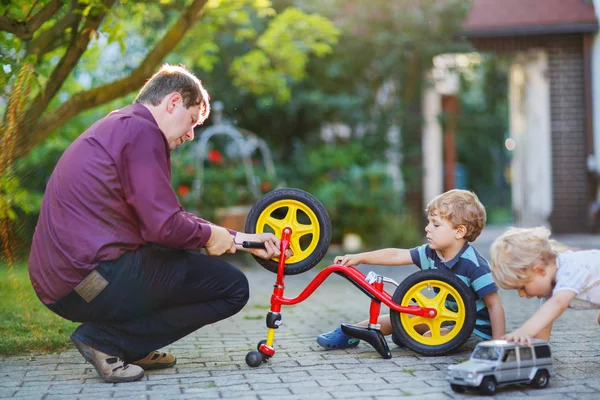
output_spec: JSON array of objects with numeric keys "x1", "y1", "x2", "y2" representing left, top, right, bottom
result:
[{"x1": 317, "y1": 189, "x2": 506, "y2": 350}]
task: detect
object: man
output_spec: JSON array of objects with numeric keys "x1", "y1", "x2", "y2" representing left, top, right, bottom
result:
[{"x1": 28, "y1": 64, "x2": 282, "y2": 383}]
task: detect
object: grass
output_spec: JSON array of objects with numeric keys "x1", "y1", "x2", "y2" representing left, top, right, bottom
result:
[{"x1": 0, "y1": 263, "x2": 78, "y2": 356}]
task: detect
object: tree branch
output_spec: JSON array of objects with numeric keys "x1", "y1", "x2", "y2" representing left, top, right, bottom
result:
[
  {"x1": 13, "y1": 0, "x2": 117, "y2": 153},
  {"x1": 0, "y1": 0, "x2": 63, "y2": 40},
  {"x1": 12, "y1": 0, "x2": 209, "y2": 160},
  {"x1": 26, "y1": 1, "x2": 83, "y2": 59}
]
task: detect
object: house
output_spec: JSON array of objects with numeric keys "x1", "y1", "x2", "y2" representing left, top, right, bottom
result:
[{"x1": 423, "y1": 0, "x2": 600, "y2": 233}]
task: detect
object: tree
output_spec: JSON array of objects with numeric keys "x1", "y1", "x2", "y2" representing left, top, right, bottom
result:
[
  {"x1": 0, "y1": 0, "x2": 338, "y2": 263},
  {"x1": 0, "y1": 0, "x2": 339, "y2": 165}
]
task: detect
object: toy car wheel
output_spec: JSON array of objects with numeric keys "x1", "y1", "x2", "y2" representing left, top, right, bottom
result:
[
  {"x1": 245, "y1": 188, "x2": 331, "y2": 275},
  {"x1": 479, "y1": 376, "x2": 497, "y2": 395},
  {"x1": 450, "y1": 384, "x2": 466, "y2": 393},
  {"x1": 531, "y1": 369, "x2": 549, "y2": 389},
  {"x1": 245, "y1": 350, "x2": 265, "y2": 367},
  {"x1": 257, "y1": 340, "x2": 267, "y2": 351},
  {"x1": 389, "y1": 269, "x2": 476, "y2": 356}
]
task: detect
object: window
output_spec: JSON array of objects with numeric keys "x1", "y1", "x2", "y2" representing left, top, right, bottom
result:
[
  {"x1": 519, "y1": 347, "x2": 533, "y2": 361},
  {"x1": 502, "y1": 349, "x2": 516, "y2": 362},
  {"x1": 534, "y1": 345, "x2": 552, "y2": 359}
]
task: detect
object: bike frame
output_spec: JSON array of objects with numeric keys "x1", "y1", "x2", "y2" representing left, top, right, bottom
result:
[{"x1": 259, "y1": 227, "x2": 437, "y2": 355}]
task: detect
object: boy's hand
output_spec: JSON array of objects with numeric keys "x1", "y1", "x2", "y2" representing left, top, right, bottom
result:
[
  {"x1": 334, "y1": 254, "x2": 362, "y2": 267},
  {"x1": 503, "y1": 329, "x2": 533, "y2": 347}
]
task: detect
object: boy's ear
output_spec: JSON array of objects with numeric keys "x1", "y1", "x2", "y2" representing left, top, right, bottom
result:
[
  {"x1": 532, "y1": 264, "x2": 546, "y2": 275},
  {"x1": 455, "y1": 224, "x2": 467, "y2": 239}
]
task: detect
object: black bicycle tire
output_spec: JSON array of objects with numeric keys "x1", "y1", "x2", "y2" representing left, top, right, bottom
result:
[
  {"x1": 390, "y1": 269, "x2": 476, "y2": 356},
  {"x1": 244, "y1": 188, "x2": 331, "y2": 275}
]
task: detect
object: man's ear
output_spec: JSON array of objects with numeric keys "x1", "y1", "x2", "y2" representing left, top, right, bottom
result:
[
  {"x1": 165, "y1": 92, "x2": 182, "y2": 113},
  {"x1": 455, "y1": 224, "x2": 467, "y2": 239}
]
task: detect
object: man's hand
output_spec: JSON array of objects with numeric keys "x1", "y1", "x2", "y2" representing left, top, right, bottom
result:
[
  {"x1": 206, "y1": 226, "x2": 236, "y2": 256},
  {"x1": 235, "y1": 232, "x2": 292, "y2": 260},
  {"x1": 334, "y1": 253, "x2": 362, "y2": 267},
  {"x1": 503, "y1": 329, "x2": 533, "y2": 347}
]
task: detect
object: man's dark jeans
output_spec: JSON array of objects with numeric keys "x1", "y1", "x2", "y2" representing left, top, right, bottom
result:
[{"x1": 46, "y1": 245, "x2": 249, "y2": 362}]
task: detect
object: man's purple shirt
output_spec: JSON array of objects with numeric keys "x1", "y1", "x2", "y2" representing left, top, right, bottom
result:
[{"x1": 29, "y1": 104, "x2": 214, "y2": 304}]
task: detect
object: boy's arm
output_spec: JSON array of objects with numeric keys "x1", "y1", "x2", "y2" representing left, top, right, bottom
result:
[
  {"x1": 535, "y1": 323, "x2": 553, "y2": 341},
  {"x1": 334, "y1": 248, "x2": 412, "y2": 267},
  {"x1": 504, "y1": 290, "x2": 575, "y2": 346},
  {"x1": 483, "y1": 291, "x2": 506, "y2": 339}
]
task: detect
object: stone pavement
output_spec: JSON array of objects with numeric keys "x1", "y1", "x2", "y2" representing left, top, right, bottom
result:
[{"x1": 1, "y1": 226, "x2": 599, "y2": 399}]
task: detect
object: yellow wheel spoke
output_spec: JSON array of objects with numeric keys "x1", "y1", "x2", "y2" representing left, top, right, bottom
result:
[
  {"x1": 410, "y1": 292, "x2": 430, "y2": 307},
  {"x1": 289, "y1": 237, "x2": 307, "y2": 259},
  {"x1": 433, "y1": 287, "x2": 451, "y2": 314},
  {"x1": 404, "y1": 316, "x2": 428, "y2": 329},
  {"x1": 283, "y1": 206, "x2": 298, "y2": 228},
  {"x1": 438, "y1": 308, "x2": 459, "y2": 321},
  {"x1": 294, "y1": 224, "x2": 314, "y2": 236}
]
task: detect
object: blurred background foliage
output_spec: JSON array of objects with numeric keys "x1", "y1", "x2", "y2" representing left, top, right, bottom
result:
[{"x1": 0, "y1": 0, "x2": 511, "y2": 260}]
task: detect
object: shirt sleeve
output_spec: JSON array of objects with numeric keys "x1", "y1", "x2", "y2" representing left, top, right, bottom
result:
[
  {"x1": 117, "y1": 121, "x2": 217, "y2": 249},
  {"x1": 553, "y1": 252, "x2": 590, "y2": 296},
  {"x1": 410, "y1": 244, "x2": 436, "y2": 270},
  {"x1": 180, "y1": 208, "x2": 238, "y2": 237},
  {"x1": 468, "y1": 259, "x2": 498, "y2": 299}
]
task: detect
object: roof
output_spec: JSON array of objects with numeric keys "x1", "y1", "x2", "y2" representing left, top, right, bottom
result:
[
  {"x1": 478, "y1": 339, "x2": 550, "y2": 348},
  {"x1": 462, "y1": 0, "x2": 599, "y2": 37}
]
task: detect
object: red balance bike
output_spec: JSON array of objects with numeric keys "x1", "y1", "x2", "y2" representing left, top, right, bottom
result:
[{"x1": 242, "y1": 188, "x2": 476, "y2": 367}]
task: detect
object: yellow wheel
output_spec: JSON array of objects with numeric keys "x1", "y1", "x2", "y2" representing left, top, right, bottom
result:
[
  {"x1": 245, "y1": 188, "x2": 331, "y2": 275},
  {"x1": 390, "y1": 269, "x2": 476, "y2": 355}
]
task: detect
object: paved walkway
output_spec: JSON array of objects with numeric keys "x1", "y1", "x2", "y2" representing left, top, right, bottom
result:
[{"x1": 1, "y1": 227, "x2": 599, "y2": 399}]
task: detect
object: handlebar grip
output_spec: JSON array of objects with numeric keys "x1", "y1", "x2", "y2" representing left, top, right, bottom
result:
[{"x1": 242, "y1": 241, "x2": 267, "y2": 249}]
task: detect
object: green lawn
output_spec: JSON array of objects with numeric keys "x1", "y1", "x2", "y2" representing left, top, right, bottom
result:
[{"x1": 0, "y1": 263, "x2": 77, "y2": 356}]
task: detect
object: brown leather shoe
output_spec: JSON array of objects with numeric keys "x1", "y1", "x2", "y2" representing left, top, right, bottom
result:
[
  {"x1": 133, "y1": 351, "x2": 177, "y2": 370},
  {"x1": 71, "y1": 336, "x2": 144, "y2": 383}
]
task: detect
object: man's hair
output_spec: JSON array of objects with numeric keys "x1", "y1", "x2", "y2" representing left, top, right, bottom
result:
[
  {"x1": 490, "y1": 226, "x2": 568, "y2": 290},
  {"x1": 426, "y1": 189, "x2": 486, "y2": 242},
  {"x1": 134, "y1": 64, "x2": 210, "y2": 124}
]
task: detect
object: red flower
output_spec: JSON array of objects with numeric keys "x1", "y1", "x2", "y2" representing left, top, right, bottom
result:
[
  {"x1": 207, "y1": 149, "x2": 223, "y2": 163},
  {"x1": 178, "y1": 185, "x2": 190, "y2": 196},
  {"x1": 260, "y1": 181, "x2": 272, "y2": 192}
]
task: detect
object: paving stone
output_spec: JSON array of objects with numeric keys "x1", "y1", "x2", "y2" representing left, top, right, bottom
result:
[{"x1": 1, "y1": 230, "x2": 599, "y2": 399}]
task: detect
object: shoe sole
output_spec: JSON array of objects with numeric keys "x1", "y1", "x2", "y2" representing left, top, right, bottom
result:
[
  {"x1": 316, "y1": 337, "x2": 360, "y2": 350},
  {"x1": 136, "y1": 359, "x2": 177, "y2": 370},
  {"x1": 71, "y1": 337, "x2": 144, "y2": 383}
]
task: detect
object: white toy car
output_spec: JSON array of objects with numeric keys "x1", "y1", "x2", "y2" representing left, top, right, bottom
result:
[{"x1": 446, "y1": 339, "x2": 554, "y2": 395}]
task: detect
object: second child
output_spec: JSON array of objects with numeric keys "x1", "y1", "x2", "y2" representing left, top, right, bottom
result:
[{"x1": 490, "y1": 226, "x2": 600, "y2": 346}]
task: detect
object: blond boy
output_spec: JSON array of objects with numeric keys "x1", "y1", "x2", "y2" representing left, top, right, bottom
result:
[{"x1": 491, "y1": 226, "x2": 600, "y2": 346}]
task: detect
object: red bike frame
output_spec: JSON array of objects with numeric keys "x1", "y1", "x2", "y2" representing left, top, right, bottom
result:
[{"x1": 258, "y1": 227, "x2": 437, "y2": 356}]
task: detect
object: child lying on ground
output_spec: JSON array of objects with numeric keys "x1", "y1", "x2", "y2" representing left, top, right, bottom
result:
[{"x1": 490, "y1": 226, "x2": 600, "y2": 346}]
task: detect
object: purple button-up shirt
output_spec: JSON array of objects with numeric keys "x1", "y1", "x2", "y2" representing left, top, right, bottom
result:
[{"x1": 29, "y1": 104, "x2": 214, "y2": 304}]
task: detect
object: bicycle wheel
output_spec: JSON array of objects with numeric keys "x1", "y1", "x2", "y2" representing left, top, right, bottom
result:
[
  {"x1": 390, "y1": 269, "x2": 476, "y2": 356},
  {"x1": 244, "y1": 188, "x2": 331, "y2": 275}
]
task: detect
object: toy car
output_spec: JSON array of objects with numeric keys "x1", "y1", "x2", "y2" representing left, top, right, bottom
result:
[{"x1": 446, "y1": 339, "x2": 554, "y2": 395}]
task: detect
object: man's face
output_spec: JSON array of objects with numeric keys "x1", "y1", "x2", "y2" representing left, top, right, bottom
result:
[{"x1": 164, "y1": 96, "x2": 201, "y2": 151}]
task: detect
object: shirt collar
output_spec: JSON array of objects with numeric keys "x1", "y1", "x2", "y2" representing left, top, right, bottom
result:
[{"x1": 435, "y1": 242, "x2": 471, "y2": 269}]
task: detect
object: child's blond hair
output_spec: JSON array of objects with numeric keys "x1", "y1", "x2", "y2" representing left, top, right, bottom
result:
[
  {"x1": 490, "y1": 226, "x2": 569, "y2": 290},
  {"x1": 426, "y1": 189, "x2": 486, "y2": 242}
]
